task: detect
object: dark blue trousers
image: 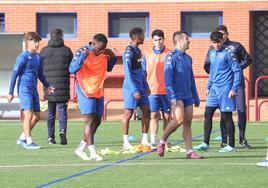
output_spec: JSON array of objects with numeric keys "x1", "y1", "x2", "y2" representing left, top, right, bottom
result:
[
  {"x1": 221, "y1": 86, "x2": 246, "y2": 143},
  {"x1": 47, "y1": 101, "x2": 68, "y2": 139}
]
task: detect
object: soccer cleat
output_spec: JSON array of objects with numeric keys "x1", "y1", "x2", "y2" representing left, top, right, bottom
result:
[
  {"x1": 16, "y1": 139, "x2": 26, "y2": 146},
  {"x1": 193, "y1": 143, "x2": 209, "y2": 151},
  {"x1": 90, "y1": 154, "x2": 103, "y2": 161},
  {"x1": 256, "y1": 160, "x2": 268, "y2": 167},
  {"x1": 186, "y1": 151, "x2": 203, "y2": 159},
  {"x1": 150, "y1": 144, "x2": 157, "y2": 150},
  {"x1": 219, "y1": 142, "x2": 228, "y2": 149},
  {"x1": 218, "y1": 145, "x2": 236, "y2": 152},
  {"x1": 157, "y1": 143, "x2": 165, "y2": 157},
  {"x1": 75, "y1": 149, "x2": 91, "y2": 160},
  {"x1": 23, "y1": 142, "x2": 42, "y2": 150},
  {"x1": 239, "y1": 139, "x2": 251, "y2": 149},
  {"x1": 48, "y1": 138, "x2": 56, "y2": 144},
  {"x1": 59, "y1": 130, "x2": 67, "y2": 145},
  {"x1": 123, "y1": 142, "x2": 133, "y2": 151}
]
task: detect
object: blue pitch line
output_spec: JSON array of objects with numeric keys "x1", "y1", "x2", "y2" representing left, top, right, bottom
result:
[
  {"x1": 35, "y1": 129, "x2": 220, "y2": 188},
  {"x1": 34, "y1": 152, "x2": 151, "y2": 188}
]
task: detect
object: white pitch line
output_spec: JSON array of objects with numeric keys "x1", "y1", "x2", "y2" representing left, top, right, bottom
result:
[{"x1": 0, "y1": 162, "x2": 257, "y2": 168}]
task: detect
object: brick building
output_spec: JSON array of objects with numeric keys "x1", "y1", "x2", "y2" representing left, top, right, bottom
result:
[{"x1": 1, "y1": 0, "x2": 268, "y2": 119}]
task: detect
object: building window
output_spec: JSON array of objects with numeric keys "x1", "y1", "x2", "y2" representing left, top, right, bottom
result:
[
  {"x1": 108, "y1": 12, "x2": 149, "y2": 38},
  {"x1": 0, "y1": 13, "x2": 5, "y2": 32},
  {"x1": 181, "y1": 11, "x2": 223, "y2": 38},
  {"x1": 37, "y1": 13, "x2": 77, "y2": 38}
]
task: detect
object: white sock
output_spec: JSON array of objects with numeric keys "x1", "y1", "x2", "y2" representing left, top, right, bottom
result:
[
  {"x1": 159, "y1": 139, "x2": 166, "y2": 144},
  {"x1": 141, "y1": 133, "x2": 148, "y2": 144},
  {"x1": 77, "y1": 140, "x2": 87, "y2": 151},
  {"x1": 88, "y1": 145, "x2": 97, "y2": 156},
  {"x1": 123, "y1": 135, "x2": 130, "y2": 145},
  {"x1": 26, "y1": 137, "x2": 33, "y2": 145},
  {"x1": 266, "y1": 149, "x2": 268, "y2": 160},
  {"x1": 19, "y1": 132, "x2": 26, "y2": 140},
  {"x1": 150, "y1": 134, "x2": 157, "y2": 144}
]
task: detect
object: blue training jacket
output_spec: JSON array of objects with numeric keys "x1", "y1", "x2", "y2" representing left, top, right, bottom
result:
[
  {"x1": 122, "y1": 44, "x2": 149, "y2": 94},
  {"x1": 204, "y1": 39, "x2": 251, "y2": 88},
  {"x1": 207, "y1": 47, "x2": 242, "y2": 93},
  {"x1": 164, "y1": 48, "x2": 200, "y2": 104},
  {"x1": 9, "y1": 50, "x2": 49, "y2": 95}
]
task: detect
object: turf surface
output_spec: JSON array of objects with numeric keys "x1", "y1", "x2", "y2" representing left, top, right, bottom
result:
[{"x1": 0, "y1": 120, "x2": 267, "y2": 188}]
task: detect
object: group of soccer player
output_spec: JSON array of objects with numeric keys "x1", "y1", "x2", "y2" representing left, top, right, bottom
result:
[{"x1": 9, "y1": 25, "x2": 268, "y2": 166}]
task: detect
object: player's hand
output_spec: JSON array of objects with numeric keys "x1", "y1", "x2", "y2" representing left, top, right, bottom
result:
[
  {"x1": 7, "y1": 95, "x2": 13, "y2": 103},
  {"x1": 103, "y1": 48, "x2": 116, "y2": 58},
  {"x1": 47, "y1": 86, "x2": 55, "y2": 94},
  {"x1": 228, "y1": 90, "x2": 236, "y2": 98},
  {"x1": 81, "y1": 49, "x2": 89, "y2": 56},
  {"x1": 133, "y1": 92, "x2": 141, "y2": 100},
  {"x1": 205, "y1": 89, "x2": 209, "y2": 96}
]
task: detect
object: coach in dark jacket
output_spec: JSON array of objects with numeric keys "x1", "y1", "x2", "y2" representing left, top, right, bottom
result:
[{"x1": 40, "y1": 28, "x2": 73, "y2": 145}]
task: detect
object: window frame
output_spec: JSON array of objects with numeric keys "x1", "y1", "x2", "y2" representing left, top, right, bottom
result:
[
  {"x1": 36, "y1": 12, "x2": 77, "y2": 38},
  {"x1": 108, "y1": 12, "x2": 150, "y2": 38},
  {"x1": 181, "y1": 11, "x2": 223, "y2": 38},
  {"x1": 0, "y1": 13, "x2": 5, "y2": 32}
]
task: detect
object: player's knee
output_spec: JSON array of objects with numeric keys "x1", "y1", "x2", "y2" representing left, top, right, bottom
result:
[
  {"x1": 173, "y1": 117, "x2": 184, "y2": 125},
  {"x1": 124, "y1": 111, "x2": 133, "y2": 120},
  {"x1": 183, "y1": 119, "x2": 191, "y2": 125}
]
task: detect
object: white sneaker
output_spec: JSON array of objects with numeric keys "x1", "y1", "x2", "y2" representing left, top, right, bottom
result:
[
  {"x1": 75, "y1": 149, "x2": 91, "y2": 160},
  {"x1": 90, "y1": 154, "x2": 103, "y2": 161},
  {"x1": 123, "y1": 142, "x2": 133, "y2": 150}
]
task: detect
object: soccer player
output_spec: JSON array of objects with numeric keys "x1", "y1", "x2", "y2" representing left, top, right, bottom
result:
[
  {"x1": 157, "y1": 31, "x2": 202, "y2": 159},
  {"x1": 204, "y1": 25, "x2": 252, "y2": 149},
  {"x1": 194, "y1": 31, "x2": 242, "y2": 152},
  {"x1": 142, "y1": 29, "x2": 171, "y2": 148},
  {"x1": 69, "y1": 33, "x2": 117, "y2": 161},
  {"x1": 7, "y1": 32, "x2": 55, "y2": 149},
  {"x1": 122, "y1": 27, "x2": 151, "y2": 150},
  {"x1": 40, "y1": 28, "x2": 73, "y2": 145}
]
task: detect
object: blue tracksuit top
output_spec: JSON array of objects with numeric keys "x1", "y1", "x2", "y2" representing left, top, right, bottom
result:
[
  {"x1": 207, "y1": 47, "x2": 242, "y2": 93},
  {"x1": 9, "y1": 50, "x2": 49, "y2": 95},
  {"x1": 164, "y1": 48, "x2": 200, "y2": 104},
  {"x1": 122, "y1": 44, "x2": 149, "y2": 94}
]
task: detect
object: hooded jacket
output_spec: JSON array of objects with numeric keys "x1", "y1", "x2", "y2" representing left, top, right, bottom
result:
[{"x1": 40, "y1": 37, "x2": 73, "y2": 101}]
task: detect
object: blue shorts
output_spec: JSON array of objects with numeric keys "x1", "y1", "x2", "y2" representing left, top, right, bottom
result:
[
  {"x1": 206, "y1": 89, "x2": 236, "y2": 112},
  {"x1": 19, "y1": 91, "x2": 40, "y2": 111},
  {"x1": 177, "y1": 98, "x2": 194, "y2": 108},
  {"x1": 76, "y1": 84, "x2": 104, "y2": 117},
  {"x1": 123, "y1": 89, "x2": 150, "y2": 109},
  {"x1": 149, "y1": 95, "x2": 171, "y2": 113}
]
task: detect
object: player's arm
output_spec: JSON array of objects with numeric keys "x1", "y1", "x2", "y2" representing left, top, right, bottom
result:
[
  {"x1": 141, "y1": 55, "x2": 150, "y2": 94},
  {"x1": 104, "y1": 48, "x2": 117, "y2": 72},
  {"x1": 206, "y1": 62, "x2": 214, "y2": 96},
  {"x1": 229, "y1": 53, "x2": 242, "y2": 97},
  {"x1": 238, "y1": 43, "x2": 252, "y2": 70},
  {"x1": 190, "y1": 59, "x2": 200, "y2": 107},
  {"x1": 69, "y1": 47, "x2": 88, "y2": 74},
  {"x1": 7, "y1": 55, "x2": 27, "y2": 103},
  {"x1": 164, "y1": 55, "x2": 176, "y2": 104},
  {"x1": 203, "y1": 46, "x2": 213, "y2": 74},
  {"x1": 123, "y1": 49, "x2": 139, "y2": 95}
]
